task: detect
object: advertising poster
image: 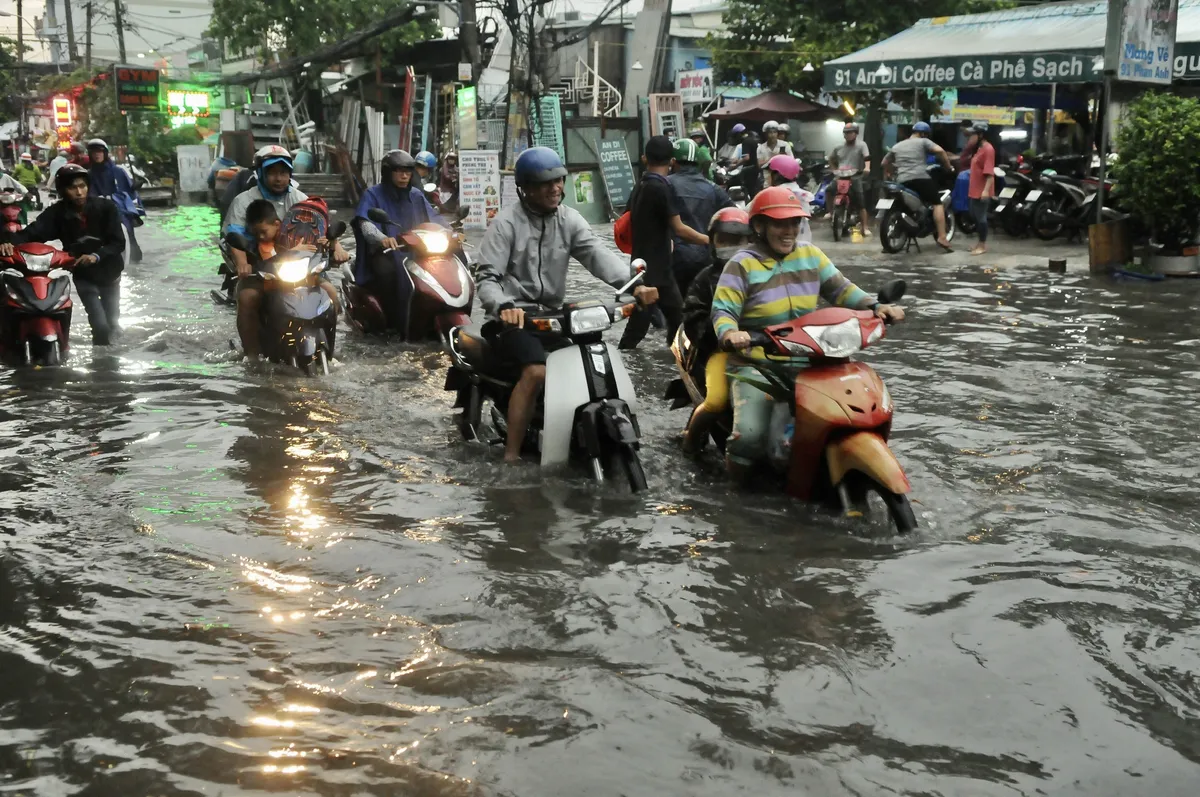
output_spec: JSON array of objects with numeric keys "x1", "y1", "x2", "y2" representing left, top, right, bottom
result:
[
  {"x1": 501, "y1": 174, "x2": 519, "y2": 208},
  {"x1": 459, "y1": 149, "x2": 501, "y2": 231},
  {"x1": 115, "y1": 64, "x2": 161, "y2": 112},
  {"x1": 456, "y1": 86, "x2": 478, "y2": 150},
  {"x1": 676, "y1": 68, "x2": 714, "y2": 104},
  {"x1": 504, "y1": 90, "x2": 530, "y2": 169},
  {"x1": 1106, "y1": 0, "x2": 1179, "y2": 84},
  {"x1": 573, "y1": 172, "x2": 595, "y2": 205}
]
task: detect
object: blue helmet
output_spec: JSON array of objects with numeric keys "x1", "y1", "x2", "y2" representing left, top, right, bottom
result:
[
  {"x1": 731, "y1": 123, "x2": 746, "y2": 135},
  {"x1": 514, "y1": 147, "x2": 567, "y2": 186},
  {"x1": 913, "y1": 121, "x2": 932, "y2": 134},
  {"x1": 415, "y1": 150, "x2": 437, "y2": 170}
]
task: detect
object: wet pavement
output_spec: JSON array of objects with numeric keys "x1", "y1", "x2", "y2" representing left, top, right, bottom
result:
[{"x1": 2, "y1": 203, "x2": 1200, "y2": 796}]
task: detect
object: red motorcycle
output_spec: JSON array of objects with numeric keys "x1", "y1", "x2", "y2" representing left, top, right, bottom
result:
[
  {"x1": 668, "y1": 279, "x2": 915, "y2": 533},
  {"x1": 1, "y1": 189, "x2": 25, "y2": 235},
  {"x1": 341, "y1": 209, "x2": 474, "y2": 341},
  {"x1": 0, "y1": 242, "x2": 79, "y2": 366},
  {"x1": 829, "y1": 168, "x2": 861, "y2": 242}
]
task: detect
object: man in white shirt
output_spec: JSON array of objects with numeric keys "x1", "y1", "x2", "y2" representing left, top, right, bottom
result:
[{"x1": 756, "y1": 120, "x2": 793, "y2": 167}]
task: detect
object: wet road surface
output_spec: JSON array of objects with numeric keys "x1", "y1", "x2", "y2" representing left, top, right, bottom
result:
[{"x1": 3, "y1": 205, "x2": 1200, "y2": 795}]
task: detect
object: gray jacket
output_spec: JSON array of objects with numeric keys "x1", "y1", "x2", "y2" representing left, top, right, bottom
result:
[{"x1": 476, "y1": 201, "x2": 631, "y2": 317}]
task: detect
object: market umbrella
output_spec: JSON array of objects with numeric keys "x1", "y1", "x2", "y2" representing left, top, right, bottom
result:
[{"x1": 706, "y1": 90, "x2": 835, "y2": 122}]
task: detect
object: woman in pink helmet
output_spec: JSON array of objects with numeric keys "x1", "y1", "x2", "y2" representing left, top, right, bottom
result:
[{"x1": 765, "y1": 155, "x2": 813, "y2": 241}]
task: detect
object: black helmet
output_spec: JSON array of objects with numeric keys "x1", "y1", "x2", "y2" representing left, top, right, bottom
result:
[
  {"x1": 55, "y1": 163, "x2": 89, "y2": 194},
  {"x1": 382, "y1": 149, "x2": 416, "y2": 175}
]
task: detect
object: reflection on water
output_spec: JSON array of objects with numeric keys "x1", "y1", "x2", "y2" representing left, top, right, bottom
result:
[{"x1": 2, "y1": 207, "x2": 1200, "y2": 794}]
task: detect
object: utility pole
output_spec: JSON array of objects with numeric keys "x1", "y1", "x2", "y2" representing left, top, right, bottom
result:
[
  {"x1": 85, "y1": 2, "x2": 93, "y2": 72},
  {"x1": 16, "y1": 0, "x2": 24, "y2": 139},
  {"x1": 113, "y1": 0, "x2": 126, "y2": 62},
  {"x1": 65, "y1": 0, "x2": 78, "y2": 62},
  {"x1": 461, "y1": 0, "x2": 480, "y2": 81}
]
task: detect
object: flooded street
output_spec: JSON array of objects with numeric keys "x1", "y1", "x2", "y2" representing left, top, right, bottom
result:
[{"x1": 3, "y1": 204, "x2": 1200, "y2": 795}]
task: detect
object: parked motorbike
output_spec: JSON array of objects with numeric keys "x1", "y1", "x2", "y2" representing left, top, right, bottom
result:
[
  {"x1": 1025, "y1": 171, "x2": 1121, "y2": 241},
  {"x1": 665, "y1": 279, "x2": 915, "y2": 533},
  {"x1": 809, "y1": 167, "x2": 835, "y2": 219},
  {"x1": 225, "y1": 221, "x2": 346, "y2": 375},
  {"x1": 444, "y1": 263, "x2": 650, "y2": 491},
  {"x1": 875, "y1": 170, "x2": 956, "y2": 253},
  {"x1": 342, "y1": 208, "x2": 474, "y2": 341},
  {"x1": 829, "y1": 168, "x2": 862, "y2": 242},
  {"x1": 994, "y1": 168, "x2": 1037, "y2": 237},
  {"x1": 0, "y1": 241, "x2": 83, "y2": 366},
  {"x1": 1, "y1": 189, "x2": 24, "y2": 234}
]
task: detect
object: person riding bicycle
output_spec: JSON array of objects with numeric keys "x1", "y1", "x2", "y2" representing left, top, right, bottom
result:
[
  {"x1": 827, "y1": 122, "x2": 872, "y2": 235},
  {"x1": 712, "y1": 187, "x2": 904, "y2": 482},
  {"x1": 475, "y1": 147, "x2": 658, "y2": 463},
  {"x1": 881, "y1": 121, "x2": 954, "y2": 251}
]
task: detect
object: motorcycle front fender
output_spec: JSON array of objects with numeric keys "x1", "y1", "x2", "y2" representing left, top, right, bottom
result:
[
  {"x1": 826, "y1": 431, "x2": 911, "y2": 495},
  {"x1": 541, "y1": 343, "x2": 638, "y2": 468}
]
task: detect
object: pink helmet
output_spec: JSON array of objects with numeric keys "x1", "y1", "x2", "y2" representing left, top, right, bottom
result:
[{"x1": 767, "y1": 154, "x2": 800, "y2": 182}]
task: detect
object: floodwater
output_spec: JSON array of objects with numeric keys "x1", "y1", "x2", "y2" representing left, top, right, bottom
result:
[{"x1": 3, "y1": 205, "x2": 1200, "y2": 796}]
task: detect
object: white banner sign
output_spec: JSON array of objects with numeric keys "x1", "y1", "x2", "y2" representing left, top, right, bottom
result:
[
  {"x1": 676, "y1": 68, "x2": 714, "y2": 104},
  {"x1": 458, "y1": 149, "x2": 501, "y2": 231},
  {"x1": 1106, "y1": 0, "x2": 1179, "y2": 84},
  {"x1": 175, "y1": 144, "x2": 213, "y2": 194}
]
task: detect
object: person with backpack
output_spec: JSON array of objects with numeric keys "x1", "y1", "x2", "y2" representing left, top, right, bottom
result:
[
  {"x1": 618, "y1": 135, "x2": 709, "y2": 350},
  {"x1": 668, "y1": 138, "x2": 734, "y2": 297}
]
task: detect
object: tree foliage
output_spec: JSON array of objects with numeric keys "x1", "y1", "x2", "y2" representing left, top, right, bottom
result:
[
  {"x1": 1113, "y1": 91, "x2": 1200, "y2": 249},
  {"x1": 1, "y1": 36, "x2": 24, "y2": 121},
  {"x1": 710, "y1": 0, "x2": 1009, "y2": 96},
  {"x1": 207, "y1": 0, "x2": 440, "y2": 62}
]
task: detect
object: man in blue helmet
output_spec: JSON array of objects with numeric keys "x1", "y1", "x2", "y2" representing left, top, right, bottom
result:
[
  {"x1": 882, "y1": 122, "x2": 955, "y2": 250},
  {"x1": 476, "y1": 146, "x2": 659, "y2": 464},
  {"x1": 351, "y1": 149, "x2": 446, "y2": 329}
]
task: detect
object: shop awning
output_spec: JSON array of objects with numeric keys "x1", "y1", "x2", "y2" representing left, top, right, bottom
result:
[
  {"x1": 824, "y1": 0, "x2": 1200, "y2": 92},
  {"x1": 706, "y1": 90, "x2": 835, "y2": 121}
]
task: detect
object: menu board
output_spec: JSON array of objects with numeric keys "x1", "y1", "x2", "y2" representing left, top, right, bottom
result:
[
  {"x1": 597, "y1": 137, "x2": 635, "y2": 211},
  {"x1": 459, "y1": 149, "x2": 501, "y2": 231}
]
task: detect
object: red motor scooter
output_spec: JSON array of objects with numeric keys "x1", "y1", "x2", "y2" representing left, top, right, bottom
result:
[
  {"x1": 0, "y1": 242, "x2": 79, "y2": 366},
  {"x1": 829, "y1": 168, "x2": 861, "y2": 242},
  {"x1": 667, "y1": 279, "x2": 915, "y2": 533},
  {"x1": 341, "y1": 208, "x2": 474, "y2": 342}
]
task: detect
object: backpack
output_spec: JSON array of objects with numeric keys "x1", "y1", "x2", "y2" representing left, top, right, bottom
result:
[
  {"x1": 278, "y1": 196, "x2": 330, "y2": 250},
  {"x1": 612, "y1": 173, "x2": 671, "y2": 255}
]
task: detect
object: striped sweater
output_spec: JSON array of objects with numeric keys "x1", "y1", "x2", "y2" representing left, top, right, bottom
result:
[{"x1": 711, "y1": 243, "x2": 874, "y2": 365}]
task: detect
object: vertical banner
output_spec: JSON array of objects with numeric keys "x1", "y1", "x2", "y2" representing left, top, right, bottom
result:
[
  {"x1": 501, "y1": 173, "x2": 519, "y2": 208},
  {"x1": 504, "y1": 90, "x2": 531, "y2": 169},
  {"x1": 531, "y1": 95, "x2": 565, "y2": 160},
  {"x1": 459, "y1": 149, "x2": 501, "y2": 231},
  {"x1": 456, "y1": 86, "x2": 478, "y2": 150},
  {"x1": 1106, "y1": 0, "x2": 1179, "y2": 83}
]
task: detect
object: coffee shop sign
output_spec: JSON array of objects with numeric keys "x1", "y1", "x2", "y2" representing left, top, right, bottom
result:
[{"x1": 826, "y1": 54, "x2": 1092, "y2": 90}]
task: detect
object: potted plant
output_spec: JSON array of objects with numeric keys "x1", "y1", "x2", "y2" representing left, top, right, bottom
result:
[{"x1": 1113, "y1": 92, "x2": 1200, "y2": 275}]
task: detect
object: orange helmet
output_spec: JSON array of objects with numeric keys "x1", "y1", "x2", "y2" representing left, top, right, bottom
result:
[
  {"x1": 708, "y1": 206, "x2": 752, "y2": 238},
  {"x1": 748, "y1": 186, "x2": 809, "y2": 221}
]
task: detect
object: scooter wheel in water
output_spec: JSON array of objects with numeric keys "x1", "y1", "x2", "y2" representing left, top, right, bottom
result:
[
  {"x1": 853, "y1": 475, "x2": 917, "y2": 534},
  {"x1": 604, "y1": 443, "x2": 648, "y2": 493}
]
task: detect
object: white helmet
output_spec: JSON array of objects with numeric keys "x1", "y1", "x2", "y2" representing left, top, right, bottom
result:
[
  {"x1": 763, "y1": 121, "x2": 780, "y2": 133},
  {"x1": 778, "y1": 123, "x2": 790, "y2": 133}
]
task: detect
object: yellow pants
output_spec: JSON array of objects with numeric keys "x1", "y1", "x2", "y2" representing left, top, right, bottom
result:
[{"x1": 699, "y1": 352, "x2": 730, "y2": 412}]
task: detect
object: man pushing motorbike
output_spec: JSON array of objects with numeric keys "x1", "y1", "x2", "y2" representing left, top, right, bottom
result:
[
  {"x1": 0, "y1": 164, "x2": 126, "y2": 344},
  {"x1": 712, "y1": 187, "x2": 905, "y2": 482},
  {"x1": 475, "y1": 147, "x2": 659, "y2": 464},
  {"x1": 881, "y1": 122, "x2": 954, "y2": 251}
]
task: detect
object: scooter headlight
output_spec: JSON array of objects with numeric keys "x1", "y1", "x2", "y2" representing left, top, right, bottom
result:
[
  {"x1": 21, "y1": 252, "x2": 54, "y2": 272},
  {"x1": 414, "y1": 229, "x2": 450, "y2": 254},
  {"x1": 801, "y1": 318, "x2": 862, "y2": 358},
  {"x1": 276, "y1": 257, "x2": 311, "y2": 284},
  {"x1": 568, "y1": 305, "x2": 613, "y2": 335}
]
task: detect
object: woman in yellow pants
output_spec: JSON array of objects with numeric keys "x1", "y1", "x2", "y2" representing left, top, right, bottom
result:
[{"x1": 679, "y1": 208, "x2": 752, "y2": 454}]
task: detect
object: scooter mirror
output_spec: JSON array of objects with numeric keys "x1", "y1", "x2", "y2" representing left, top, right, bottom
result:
[
  {"x1": 328, "y1": 220, "x2": 347, "y2": 239},
  {"x1": 877, "y1": 278, "x2": 907, "y2": 305},
  {"x1": 455, "y1": 205, "x2": 470, "y2": 221},
  {"x1": 225, "y1": 231, "x2": 251, "y2": 252},
  {"x1": 631, "y1": 258, "x2": 647, "y2": 274},
  {"x1": 367, "y1": 208, "x2": 391, "y2": 225}
]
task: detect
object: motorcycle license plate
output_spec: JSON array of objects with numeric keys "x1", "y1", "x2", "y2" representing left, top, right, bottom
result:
[
  {"x1": 998, "y1": 187, "x2": 1017, "y2": 199},
  {"x1": 875, "y1": 198, "x2": 894, "y2": 210},
  {"x1": 1025, "y1": 190, "x2": 1043, "y2": 201}
]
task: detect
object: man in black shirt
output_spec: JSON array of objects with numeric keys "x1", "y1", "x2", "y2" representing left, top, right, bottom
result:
[
  {"x1": 0, "y1": 164, "x2": 126, "y2": 344},
  {"x1": 619, "y1": 135, "x2": 709, "y2": 350}
]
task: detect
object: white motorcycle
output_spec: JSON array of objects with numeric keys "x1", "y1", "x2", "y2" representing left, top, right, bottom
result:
[{"x1": 444, "y1": 263, "x2": 650, "y2": 491}]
